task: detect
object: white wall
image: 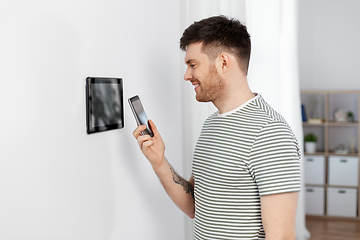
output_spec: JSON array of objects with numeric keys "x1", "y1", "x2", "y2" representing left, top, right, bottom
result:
[
  {"x1": 0, "y1": 1, "x2": 185, "y2": 240},
  {"x1": 299, "y1": 0, "x2": 360, "y2": 90}
]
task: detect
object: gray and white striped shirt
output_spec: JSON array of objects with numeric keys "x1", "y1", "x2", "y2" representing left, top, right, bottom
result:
[{"x1": 192, "y1": 94, "x2": 301, "y2": 239}]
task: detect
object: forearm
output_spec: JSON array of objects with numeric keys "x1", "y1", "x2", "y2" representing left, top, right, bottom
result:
[
  {"x1": 152, "y1": 156, "x2": 195, "y2": 218},
  {"x1": 132, "y1": 122, "x2": 195, "y2": 217}
]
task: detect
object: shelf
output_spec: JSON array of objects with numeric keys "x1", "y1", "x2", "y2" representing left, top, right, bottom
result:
[
  {"x1": 306, "y1": 184, "x2": 358, "y2": 189},
  {"x1": 328, "y1": 122, "x2": 358, "y2": 126},
  {"x1": 304, "y1": 151, "x2": 326, "y2": 156},
  {"x1": 301, "y1": 90, "x2": 360, "y2": 94},
  {"x1": 328, "y1": 151, "x2": 358, "y2": 157},
  {"x1": 303, "y1": 122, "x2": 325, "y2": 126},
  {"x1": 306, "y1": 215, "x2": 360, "y2": 222},
  {"x1": 302, "y1": 90, "x2": 360, "y2": 221},
  {"x1": 305, "y1": 152, "x2": 358, "y2": 157},
  {"x1": 303, "y1": 122, "x2": 358, "y2": 126}
]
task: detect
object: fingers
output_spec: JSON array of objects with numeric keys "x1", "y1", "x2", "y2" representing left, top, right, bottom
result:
[
  {"x1": 141, "y1": 136, "x2": 154, "y2": 149},
  {"x1": 132, "y1": 125, "x2": 146, "y2": 138},
  {"x1": 132, "y1": 120, "x2": 164, "y2": 164},
  {"x1": 137, "y1": 134, "x2": 152, "y2": 149},
  {"x1": 132, "y1": 120, "x2": 160, "y2": 152},
  {"x1": 148, "y1": 119, "x2": 156, "y2": 130},
  {"x1": 148, "y1": 119, "x2": 159, "y2": 137},
  {"x1": 133, "y1": 120, "x2": 158, "y2": 138}
]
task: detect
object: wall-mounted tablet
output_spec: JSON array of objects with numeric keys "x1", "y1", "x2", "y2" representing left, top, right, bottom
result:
[{"x1": 86, "y1": 77, "x2": 124, "y2": 134}]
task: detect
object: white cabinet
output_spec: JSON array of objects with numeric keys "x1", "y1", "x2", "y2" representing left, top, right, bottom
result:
[
  {"x1": 305, "y1": 186, "x2": 325, "y2": 216},
  {"x1": 304, "y1": 155, "x2": 325, "y2": 185},
  {"x1": 327, "y1": 187, "x2": 357, "y2": 217},
  {"x1": 328, "y1": 156, "x2": 359, "y2": 187},
  {"x1": 301, "y1": 90, "x2": 360, "y2": 220}
]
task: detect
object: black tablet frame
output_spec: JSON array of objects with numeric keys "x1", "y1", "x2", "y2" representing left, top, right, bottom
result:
[{"x1": 86, "y1": 77, "x2": 124, "y2": 134}]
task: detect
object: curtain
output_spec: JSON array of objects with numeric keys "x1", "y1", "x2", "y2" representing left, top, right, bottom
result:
[
  {"x1": 181, "y1": 0, "x2": 309, "y2": 239},
  {"x1": 246, "y1": 0, "x2": 309, "y2": 239}
]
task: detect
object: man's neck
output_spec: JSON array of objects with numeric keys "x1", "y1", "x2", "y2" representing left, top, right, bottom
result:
[{"x1": 213, "y1": 83, "x2": 255, "y2": 114}]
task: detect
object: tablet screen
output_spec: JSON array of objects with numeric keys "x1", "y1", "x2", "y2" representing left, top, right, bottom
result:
[{"x1": 86, "y1": 77, "x2": 124, "y2": 134}]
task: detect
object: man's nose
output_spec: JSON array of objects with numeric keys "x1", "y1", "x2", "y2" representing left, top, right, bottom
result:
[{"x1": 184, "y1": 68, "x2": 193, "y2": 81}]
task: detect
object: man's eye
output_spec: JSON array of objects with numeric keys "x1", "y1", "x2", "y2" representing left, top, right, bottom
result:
[{"x1": 190, "y1": 64, "x2": 196, "y2": 68}]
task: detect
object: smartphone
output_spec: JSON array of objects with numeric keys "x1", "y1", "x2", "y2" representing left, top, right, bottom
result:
[{"x1": 128, "y1": 95, "x2": 154, "y2": 137}]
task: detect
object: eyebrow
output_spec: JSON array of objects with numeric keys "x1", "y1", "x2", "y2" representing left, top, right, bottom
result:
[{"x1": 186, "y1": 59, "x2": 195, "y2": 64}]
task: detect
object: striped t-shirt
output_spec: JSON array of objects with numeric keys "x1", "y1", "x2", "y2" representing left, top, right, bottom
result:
[{"x1": 192, "y1": 94, "x2": 301, "y2": 239}]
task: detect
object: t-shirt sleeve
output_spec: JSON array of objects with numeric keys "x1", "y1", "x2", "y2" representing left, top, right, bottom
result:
[{"x1": 248, "y1": 121, "x2": 301, "y2": 196}]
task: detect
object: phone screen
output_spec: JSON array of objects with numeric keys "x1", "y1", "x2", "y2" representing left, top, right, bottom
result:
[{"x1": 128, "y1": 95, "x2": 153, "y2": 137}]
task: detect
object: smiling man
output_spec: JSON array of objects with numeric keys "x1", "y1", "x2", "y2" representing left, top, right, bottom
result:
[{"x1": 133, "y1": 15, "x2": 301, "y2": 240}]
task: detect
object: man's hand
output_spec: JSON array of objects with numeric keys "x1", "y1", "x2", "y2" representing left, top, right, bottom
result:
[{"x1": 132, "y1": 119, "x2": 166, "y2": 168}]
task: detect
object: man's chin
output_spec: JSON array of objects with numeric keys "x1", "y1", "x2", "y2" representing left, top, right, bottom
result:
[{"x1": 195, "y1": 94, "x2": 210, "y2": 103}]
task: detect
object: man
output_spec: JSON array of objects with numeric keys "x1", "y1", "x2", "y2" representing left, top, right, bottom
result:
[{"x1": 133, "y1": 15, "x2": 300, "y2": 240}]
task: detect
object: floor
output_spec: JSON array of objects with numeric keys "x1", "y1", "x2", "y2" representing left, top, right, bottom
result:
[{"x1": 306, "y1": 218, "x2": 360, "y2": 240}]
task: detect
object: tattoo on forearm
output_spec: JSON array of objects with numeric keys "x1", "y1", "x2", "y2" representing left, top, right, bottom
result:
[{"x1": 170, "y1": 166, "x2": 195, "y2": 202}]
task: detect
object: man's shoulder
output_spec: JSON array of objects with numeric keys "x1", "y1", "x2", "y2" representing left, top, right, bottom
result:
[
  {"x1": 202, "y1": 94, "x2": 290, "y2": 131},
  {"x1": 249, "y1": 95, "x2": 289, "y2": 125}
]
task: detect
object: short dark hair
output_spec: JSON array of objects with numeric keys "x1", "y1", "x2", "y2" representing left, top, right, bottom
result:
[{"x1": 180, "y1": 15, "x2": 251, "y2": 74}]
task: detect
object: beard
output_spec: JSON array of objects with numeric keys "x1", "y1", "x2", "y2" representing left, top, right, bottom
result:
[{"x1": 195, "y1": 64, "x2": 225, "y2": 103}]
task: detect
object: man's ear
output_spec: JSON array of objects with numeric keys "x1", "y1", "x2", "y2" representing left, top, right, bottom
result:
[{"x1": 219, "y1": 53, "x2": 230, "y2": 73}]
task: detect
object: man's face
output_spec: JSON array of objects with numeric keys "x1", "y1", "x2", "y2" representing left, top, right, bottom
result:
[{"x1": 184, "y1": 43, "x2": 224, "y2": 103}]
